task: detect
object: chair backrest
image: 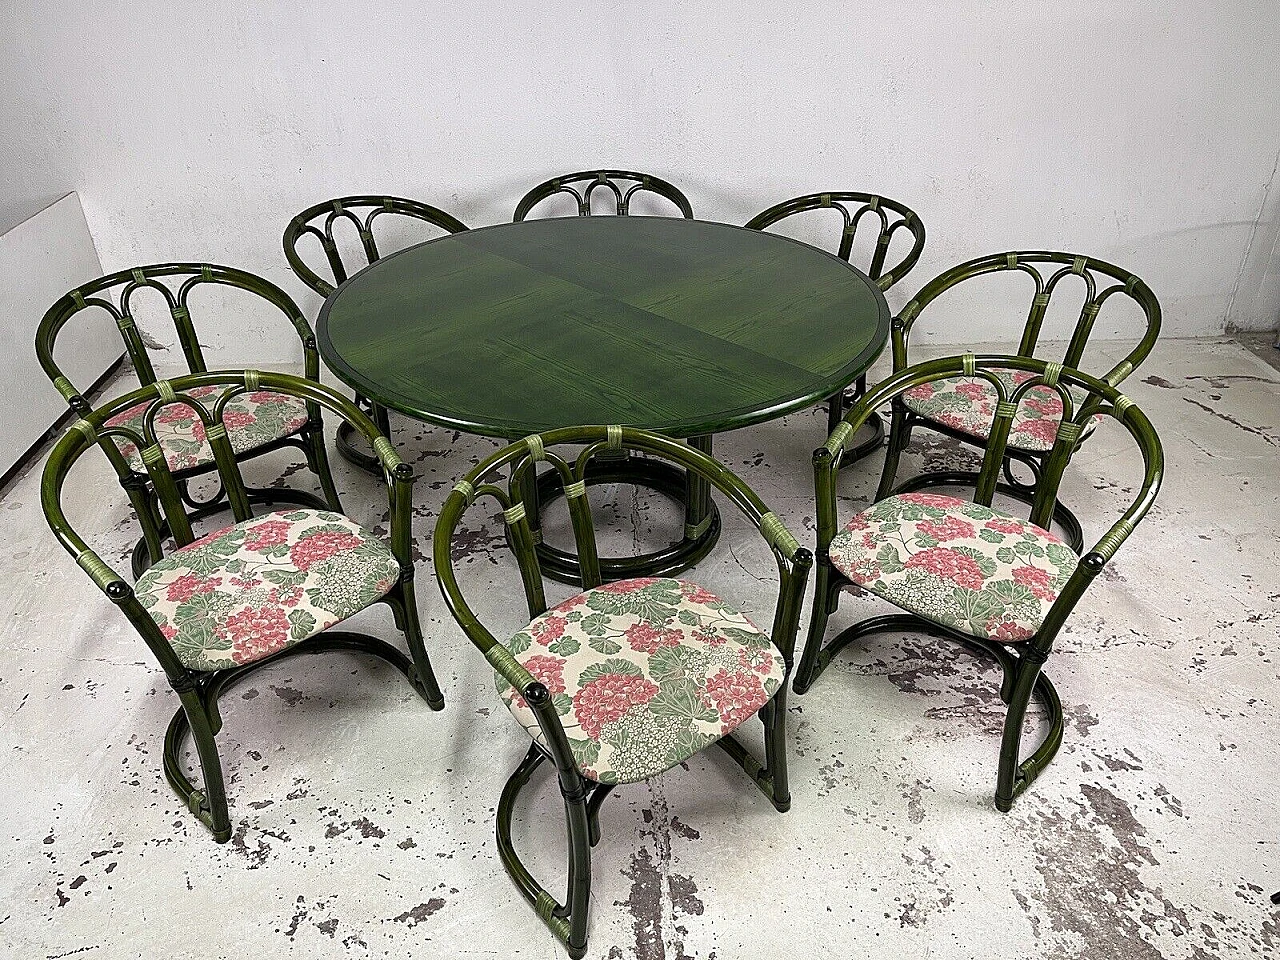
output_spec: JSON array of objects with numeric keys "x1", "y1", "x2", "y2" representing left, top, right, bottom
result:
[
  {"x1": 744, "y1": 192, "x2": 926, "y2": 291},
  {"x1": 37, "y1": 263, "x2": 315, "y2": 416},
  {"x1": 283, "y1": 195, "x2": 469, "y2": 297},
  {"x1": 894, "y1": 252, "x2": 1161, "y2": 388},
  {"x1": 433, "y1": 425, "x2": 811, "y2": 665},
  {"x1": 819, "y1": 355, "x2": 1163, "y2": 576},
  {"x1": 42, "y1": 370, "x2": 413, "y2": 678},
  {"x1": 513, "y1": 170, "x2": 693, "y2": 222}
]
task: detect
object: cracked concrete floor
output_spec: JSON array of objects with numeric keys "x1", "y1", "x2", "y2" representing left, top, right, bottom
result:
[{"x1": 0, "y1": 337, "x2": 1277, "y2": 959}]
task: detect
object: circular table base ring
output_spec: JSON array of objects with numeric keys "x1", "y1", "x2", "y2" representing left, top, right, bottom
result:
[{"x1": 524, "y1": 457, "x2": 722, "y2": 586}]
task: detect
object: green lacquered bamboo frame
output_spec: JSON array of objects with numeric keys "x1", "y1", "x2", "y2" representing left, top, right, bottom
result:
[
  {"x1": 36, "y1": 263, "x2": 340, "y2": 576},
  {"x1": 41, "y1": 371, "x2": 445, "y2": 842},
  {"x1": 513, "y1": 169, "x2": 693, "y2": 221},
  {"x1": 795, "y1": 354, "x2": 1163, "y2": 811},
  {"x1": 884, "y1": 251, "x2": 1161, "y2": 550},
  {"x1": 283, "y1": 195, "x2": 470, "y2": 474},
  {"x1": 433, "y1": 426, "x2": 811, "y2": 958},
  {"x1": 745, "y1": 190, "x2": 928, "y2": 461}
]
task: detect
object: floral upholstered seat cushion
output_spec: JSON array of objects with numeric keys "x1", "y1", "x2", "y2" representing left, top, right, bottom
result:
[
  {"x1": 106, "y1": 385, "x2": 310, "y2": 474},
  {"x1": 828, "y1": 493, "x2": 1078, "y2": 643},
  {"x1": 134, "y1": 509, "x2": 401, "y2": 672},
  {"x1": 901, "y1": 368, "x2": 1099, "y2": 452},
  {"x1": 497, "y1": 577, "x2": 786, "y2": 785}
]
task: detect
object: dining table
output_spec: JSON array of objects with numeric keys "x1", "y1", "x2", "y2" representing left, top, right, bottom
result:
[{"x1": 316, "y1": 215, "x2": 889, "y2": 583}]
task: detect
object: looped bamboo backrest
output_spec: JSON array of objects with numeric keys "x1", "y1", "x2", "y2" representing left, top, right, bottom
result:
[
  {"x1": 744, "y1": 192, "x2": 926, "y2": 290},
  {"x1": 43, "y1": 371, "x2": 412, "y2": 565},
  {"x1": 896, "y1": 252, "x2": 1161, "y2": 387},
  {"x1": 37, "y1": 263, "x2": 315, "y2": 414},
  {"x1": 284, "y1": 195, "x2": 469, "y2": 296},
  {"x1": 435, "y1": 426, "x2": 809, "y2": 634},
  {"x1": 513, "y1": 170, "x2": 694, "y2": 222},
  {"x1": 823, "y1": 355, "x2": 1163, "y2": 561}
]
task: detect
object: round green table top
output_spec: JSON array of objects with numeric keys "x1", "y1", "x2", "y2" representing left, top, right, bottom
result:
[{"x1": 317, "y1": 216, "x2": 890, "y2": 440}]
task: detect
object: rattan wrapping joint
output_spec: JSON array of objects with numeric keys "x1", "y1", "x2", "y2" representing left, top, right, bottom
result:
[{"x1": 759, "y1": 511, "x2": 799, "y2": 557}]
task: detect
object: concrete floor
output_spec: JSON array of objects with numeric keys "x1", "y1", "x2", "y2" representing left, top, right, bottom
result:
[{"x1": 1, "y1": 337, "x2": 1277, "y2": 959}]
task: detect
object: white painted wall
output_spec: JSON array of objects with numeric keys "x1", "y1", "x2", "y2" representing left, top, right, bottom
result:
[
  {"x1": 3, "y1": 1, "x2": 1278, "y2": 364},
  {"x1": 0, "y1": 193, "x2": 117, "y2": 469}
]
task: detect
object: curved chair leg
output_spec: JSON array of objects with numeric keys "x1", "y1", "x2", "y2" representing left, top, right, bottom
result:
[
  {"x1": 170, "y1": 688, "x2": 232, "y2": 842},
  {"x1": 761, "y1": 696, "x2": 791, "y2": 811},
  {"x1": 794, "y1": 601, "x2": 1066, "y2": 809},
  {"x1": 387, "y1": 577, "x2": 446, "y2": 710},
  {"x1": 792, "y1": 561, "x2": 840, "y2": 694},
  {"x1": 161, "y1": 630, "x2": 435, "y2": 841},
  {"x1": 496, "y1": 745, "x2": 596, "y2": 958},
  {"x1": 875, "y1": 404, "x2": 910, "y2": 502},
  {"x1": 993, "y1": 648, "x2": 1063, "y2": 811}
]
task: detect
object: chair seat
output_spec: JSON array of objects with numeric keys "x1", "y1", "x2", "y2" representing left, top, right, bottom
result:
[
  {"x1": 106, "y1": 386, "x2": 310, "y2": 474},
  {"x1": 901, "y1": 368, "x2": 1100, "y2": 452},
  {"x1": 828, "y1": 493, "x2": 1078, "y2": 642},
  {"x1": 497, "y1": 577, "x2": 786, "y2": 785},
  {"x1": 134, "y1": 509, "x2": 400, "y2": 672}
]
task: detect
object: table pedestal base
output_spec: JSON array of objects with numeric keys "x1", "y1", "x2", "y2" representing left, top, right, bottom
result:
[{"x1": 521, "y1": 435, "x2": 721, "y2": 586}]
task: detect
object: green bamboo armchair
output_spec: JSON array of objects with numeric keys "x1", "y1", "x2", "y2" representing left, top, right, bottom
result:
[
  {"x1": 41, "y1": 371, "x2": 444, "y2": 842},
  {"x1": 883, "y1": 251, "x2": 1161, "y2": 550},
  {"x1": 434, "y1": 426, "x2": 810, "y2": 958},
  {"x1": 36, "y1": 263, "x2": 339, "y2": 577},
  {"x1": 513, "y1": 169, "x2": 693, "y2": 221},
  {"x1": 745, "y1": 191, "x2": 927, "y2": 454},
  {"x1": 283, "y1": 195, "x2": 470, "y2": 473},
  {"x1": 796, "y1": 355, "x2": 1161, "y2": 810}
]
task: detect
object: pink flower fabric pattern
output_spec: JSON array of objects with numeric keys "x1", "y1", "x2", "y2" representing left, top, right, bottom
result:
[
  {"x1": 497, "y1": 578, "x2": 785, "y2": 784},
  {"x1": 134, "y1": 509, "x2": 400, "y2": 671},
  {"x1": 105, "y1": 385, "x2": 310, "y2": 473},
  {"x1": 827, "y1": 493, "x2": 1078, "y2": 643},
  {"x1": 901, "y1": 368, "x2": 1100, "y2": 452}
]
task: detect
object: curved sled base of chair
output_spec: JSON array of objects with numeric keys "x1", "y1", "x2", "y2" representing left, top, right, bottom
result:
[
  {"x1": 494, "y1": 717, "x2": 792, "y2": 958},
  {"x1": 792, "y1": 610, "x2": 1063, "y2": 812},
  {"x1": 163, "y1": 628, "x2": 443, "y2": 843}
]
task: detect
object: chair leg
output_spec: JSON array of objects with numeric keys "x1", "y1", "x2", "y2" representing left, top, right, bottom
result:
[
  {"x1": 496, "y1": 745, "x2": 595, "y2": 958},
  {"x1": 174, "y1": 689, "x2": 232, "y2": 842},
  {"x1": 793, "y1": 560, "x2": 838, "y2": 695},
  {"x1": 761, "y1": 694, "x2": 791, "y2": 812},
  {"x1": 994, "y1": 649, "x2": 1063, "y2": 812},
  {"x1": 303, "y1": 425, "x2": 343, "y2": 513},
  {"x1": 392, "y1": 578, "x2": 445, "y2": 710},
  {"x1": 876, "y1": 404, "x2": 910, "y2": 502},
  {"x1": 561, "y1": 786, "x2": 593, "y2": 959}
]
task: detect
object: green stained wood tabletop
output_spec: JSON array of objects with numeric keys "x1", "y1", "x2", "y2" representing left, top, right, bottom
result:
[{"x1": 316, "y1": 216, "x2": 890, "y2": 439}]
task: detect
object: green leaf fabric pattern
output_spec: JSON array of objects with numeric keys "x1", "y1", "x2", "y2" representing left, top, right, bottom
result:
[
  {"x1": 901, "y1": 367, "x2": 1101, "y2": 452},
  {"x1": 828, "y1": 493, "x2": 1078, "y2": 643},
  {"x1": 497, "y1": 577, "x2": 785, "y2": 785},
  {"x1": 134, "y1": 509, "x2": 400, "y2": 671},
  {"x1": 105, "y1": 385, "x2": 310, "y2": 473}
]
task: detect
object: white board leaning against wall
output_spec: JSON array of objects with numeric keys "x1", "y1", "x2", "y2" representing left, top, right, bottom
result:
[{"x1": 0, "y1": 192, "x2": 121, "y2": 477}]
